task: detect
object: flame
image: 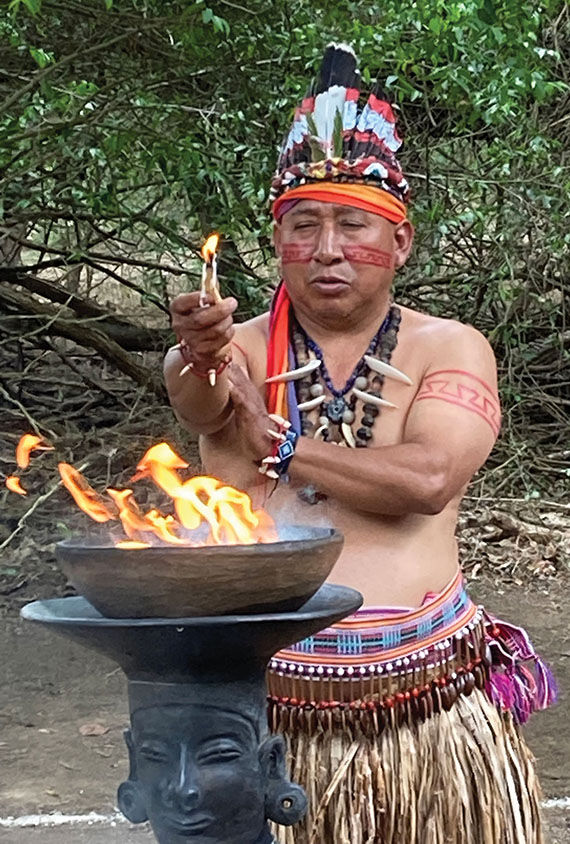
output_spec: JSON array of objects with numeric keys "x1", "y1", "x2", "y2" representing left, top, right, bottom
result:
[
  {"x1": 58, "y1": 442, "x2": 277, "y2": 547},
  {"x1": 58, "y1": 463, "x2": 115, "y2": 523},
  {"x1": 6, "y1": 476, "x2": 27, "y2": 496},
  {"x1": 16, "y1": 434, "x2": 53, "y2": 469},
  {"x1": 200, "y1": 232, "x2": 219, "y2": 264}
]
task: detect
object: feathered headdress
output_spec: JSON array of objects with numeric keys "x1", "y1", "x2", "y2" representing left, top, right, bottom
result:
[
  {"x1": 266, "y1": 45, "x2": 409, "y2": 428},
  {"x1": 270, "y1": 43, "x2": 409, "y2": 211}
]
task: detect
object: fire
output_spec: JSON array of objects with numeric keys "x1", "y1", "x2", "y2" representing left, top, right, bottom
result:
[
  {"x1": 58, "y1": 442, "x2": 277, "y2": 547},
  {"x1": 200, "y1": 232, "x2": 219, "y2": 264},
  {"x1": 16, "y1": 434, "x2": 53, "y2": 469},
  {"x1": 58, "y1": 463, "x2": 116, "y2": 523},
  {"x1": 6, "y1": 476, "x2": 27, "y2": 496}
]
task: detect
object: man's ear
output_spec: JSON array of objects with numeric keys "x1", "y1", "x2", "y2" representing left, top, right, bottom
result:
[
  {"x1": 393, "y1": 219, "x2": 414, "y2": 269},
  {"x1": 259, "y1": 734, "x2": 308, "y2": 826},
  {"x1": 272, "y1": 221, "x2": 283, "y2": 257}
]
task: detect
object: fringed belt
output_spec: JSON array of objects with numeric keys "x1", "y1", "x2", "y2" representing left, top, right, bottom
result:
[{"x1": 267, "y1": 570, "x2": 556, "y2": 728}]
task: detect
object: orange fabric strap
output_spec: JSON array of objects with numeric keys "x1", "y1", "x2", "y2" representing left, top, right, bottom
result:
[{"x1": 272, "y1": 182, "x2": 407, "y2": 224}]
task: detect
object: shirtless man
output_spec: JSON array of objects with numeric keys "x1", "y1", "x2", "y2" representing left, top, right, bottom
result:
[
  {"x1": 164, "y1": 43, "x2": 549, "y2": 844},
  {"x1": 164, "y1": 200, "x2": 498, "y2": 609}
]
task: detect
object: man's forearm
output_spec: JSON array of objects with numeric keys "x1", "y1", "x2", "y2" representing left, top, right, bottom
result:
[
  {"x1": 289, "y1": 437, "x2": 451, "y2": 516},
  {"x1": 164, "y1": 348, "x2": 233, "y2": 434}
]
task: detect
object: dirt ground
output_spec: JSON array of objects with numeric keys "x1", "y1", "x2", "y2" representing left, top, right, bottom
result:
[{"x1": 0, "y1": 576, "x2": 568, "y2": 842}]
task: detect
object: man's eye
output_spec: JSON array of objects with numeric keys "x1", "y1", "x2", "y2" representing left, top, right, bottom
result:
[
  {"x1": 342, "y1": 221, "x2": 364, "y2": 227},
  {"x1": 294, "y1": 222, "x2": 316, "y2": 230}
]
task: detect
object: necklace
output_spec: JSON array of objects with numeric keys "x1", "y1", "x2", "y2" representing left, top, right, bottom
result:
[
  {"x1": 292, "y1": 304, "x2": 402, "y2": 446},
  {"x1": 291, "y1": 305, "x2": 401, "y2": 504}
]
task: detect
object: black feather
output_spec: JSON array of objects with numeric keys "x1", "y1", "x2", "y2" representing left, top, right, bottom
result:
[{"x1": 315, "y1": 43, "x2": 358, "y2": 94}]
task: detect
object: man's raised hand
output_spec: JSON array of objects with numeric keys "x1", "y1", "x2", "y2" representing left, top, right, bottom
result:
[{"x1": 169, "y1": 292, "x2": 238, "y2": 372}]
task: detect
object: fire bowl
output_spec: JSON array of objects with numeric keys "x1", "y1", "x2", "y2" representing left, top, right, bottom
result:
[{"x1": 56, "y1": 527, "x2": 344, "y2": 619}]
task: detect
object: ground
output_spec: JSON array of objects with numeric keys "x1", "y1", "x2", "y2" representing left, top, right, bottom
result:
[
  {"x1": 1, "y1": 426, "x2": 569, "y2": 841},
  {"x1": 0, "y1": 576, "x2": 568, "y2": 842}
]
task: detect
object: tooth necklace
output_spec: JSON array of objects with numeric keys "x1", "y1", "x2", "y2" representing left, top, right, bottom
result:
[{"x1": 292, "y1": 304, "x2": 408, "y2": 457}]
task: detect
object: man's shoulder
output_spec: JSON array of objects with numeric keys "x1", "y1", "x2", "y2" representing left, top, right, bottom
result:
[
  {"x1": 235, "y1": 312, "x2": 269, "y2": 351},
  {"x1": 399, "y1": 305, "x2": 497, "y2": 393},
  {"x1": 400, "y1": 305, "x2": 495, "y2": 358},
  {"x1": 233, "y1": 312, "x2": 270, "y2": 380}
]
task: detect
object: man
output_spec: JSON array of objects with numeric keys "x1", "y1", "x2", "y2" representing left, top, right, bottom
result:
[{"x1": 165, "y1": 44, "x2": 553, "y2": 844}]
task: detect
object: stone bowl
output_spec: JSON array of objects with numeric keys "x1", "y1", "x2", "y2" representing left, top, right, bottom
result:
[{"x1": 56, "y1": 527, "x2": 344, "y2": 619}]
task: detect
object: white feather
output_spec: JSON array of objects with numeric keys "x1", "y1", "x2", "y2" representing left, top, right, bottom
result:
[{"x1": 312, "y1": 86, "x2": 346, "y2": 156}]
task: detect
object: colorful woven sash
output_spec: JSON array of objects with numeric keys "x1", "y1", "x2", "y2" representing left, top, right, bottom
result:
[
  {"x1": 280, "y1": 569, "x2": 474, "y2": 667},
  {"x1": 267, "y1": 569, "x2": 556, "y2": 724}
]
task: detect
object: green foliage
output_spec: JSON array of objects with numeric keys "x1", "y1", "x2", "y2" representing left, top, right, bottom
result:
[{"x1": 0, "y1": 0, "x2": 568, "y2": 488}]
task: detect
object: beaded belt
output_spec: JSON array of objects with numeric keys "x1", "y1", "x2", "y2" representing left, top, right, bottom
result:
[{"x1": 267, "y1": 571, "x2": 490, "y2": 720}]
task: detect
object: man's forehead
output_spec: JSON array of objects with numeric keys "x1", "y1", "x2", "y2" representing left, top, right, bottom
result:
[{"x1": 287, "y1": 200, "x2": 367, "y2": 217}]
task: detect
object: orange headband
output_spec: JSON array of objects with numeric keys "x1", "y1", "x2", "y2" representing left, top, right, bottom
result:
[{"x1": 272, "y1": 182, "x2": 407, "y2": 224}]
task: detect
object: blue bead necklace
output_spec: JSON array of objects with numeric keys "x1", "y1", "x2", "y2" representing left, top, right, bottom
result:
[{"x1": 297, "y1": 310, "x2": 391, "y2": 399}]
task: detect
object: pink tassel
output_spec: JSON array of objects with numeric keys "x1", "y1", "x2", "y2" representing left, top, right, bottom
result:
[{"x1": 485, "y1": 613, "x2": 557, "y2": 723}]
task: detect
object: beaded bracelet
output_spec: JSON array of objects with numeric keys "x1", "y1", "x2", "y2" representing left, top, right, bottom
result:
[
  {"x1": 275, "y1": 429, "x2": 298, "y2": 476},
  {"x1": 181, "y1": 359, "x2": 230, "y2": 380},
  {"x1": 260, "y1": 416, "x2": 298, "y2": 481},
  {"x1": 177, "y1": 339, "x2": 231, "y2": 380}
]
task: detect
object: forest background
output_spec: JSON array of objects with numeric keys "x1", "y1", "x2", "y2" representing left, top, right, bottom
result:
[{"x1": 0, "y1": 0, "x2": 568, "y2": 607}]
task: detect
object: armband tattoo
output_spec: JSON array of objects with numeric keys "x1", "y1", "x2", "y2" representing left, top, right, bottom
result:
[{"x1": 416, "y1": 369, "x2": 501, "y2": 438}]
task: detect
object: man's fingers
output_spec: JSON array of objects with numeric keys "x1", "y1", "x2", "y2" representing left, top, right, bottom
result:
[
  {"x1": 169, "y1": 291, "x2": 203, "y2": 314},
  {"x1": 170, "y1": 295, "x2": 237, "y2": 322},
  {"x1": 227, "y1": 361, "x2": 251, "y2": 386},
  {"x1": 182, "y1": 316, "x2": 234, "y2": 342}
]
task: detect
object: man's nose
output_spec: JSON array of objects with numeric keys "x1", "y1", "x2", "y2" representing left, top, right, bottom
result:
[{"x1": 313, "y1": 222, "x2": 343, "y2": 264}]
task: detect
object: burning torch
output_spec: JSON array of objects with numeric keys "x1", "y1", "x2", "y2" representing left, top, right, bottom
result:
[{"x1": 179, "y1": 232, "x2": 226, "y2": 387}]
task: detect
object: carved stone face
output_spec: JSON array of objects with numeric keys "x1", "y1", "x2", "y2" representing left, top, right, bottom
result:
[{"x1": 127, "y1": 704, "x2": 267, "y2": 843}]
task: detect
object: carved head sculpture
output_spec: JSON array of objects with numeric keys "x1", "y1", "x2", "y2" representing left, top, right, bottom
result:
[{"x1": 118, "y1": 682, "x2": 306, "y2": 844}]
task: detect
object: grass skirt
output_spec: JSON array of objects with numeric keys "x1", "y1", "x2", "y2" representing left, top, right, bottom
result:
[{"x1": 270, "y1": 688, "x2": 542, "y2": 844}]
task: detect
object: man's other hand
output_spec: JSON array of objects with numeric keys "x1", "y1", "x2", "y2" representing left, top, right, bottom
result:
[{"x1": 227, "y1": 363, "x2": 274, "y2": 463}]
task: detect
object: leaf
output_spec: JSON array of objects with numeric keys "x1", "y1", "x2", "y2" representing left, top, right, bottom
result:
[{"x1": 332, "y1": 108, "x2": 343, "y2": 158}]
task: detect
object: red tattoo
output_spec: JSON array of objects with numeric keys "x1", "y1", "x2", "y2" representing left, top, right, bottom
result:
[
  {"x1": 281, "y1": 244, "x2": 313, "y2": 264},
  {"x1": 342, "y1": 245, "x2": 393, "y2": 268},
  {"x1": 416, "y1": 369, "x2": 501, "y2": 437},
  {"x1": 231, "y1": 340, "x2": 247, "y2": 358}
]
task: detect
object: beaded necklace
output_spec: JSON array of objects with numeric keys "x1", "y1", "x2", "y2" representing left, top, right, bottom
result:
[{"x1": 292, "y1": 304, "x2": 402, "y2": 448}]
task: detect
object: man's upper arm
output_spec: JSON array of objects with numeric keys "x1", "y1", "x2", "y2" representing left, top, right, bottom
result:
[{"x1": 403, "y1": 324, "x2": 500, "y2": 499}]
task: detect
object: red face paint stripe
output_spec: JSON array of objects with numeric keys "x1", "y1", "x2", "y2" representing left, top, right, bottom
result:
[
  {"x1": 343, "y1": 245, "x2": 393, "y2": 268},
  {"x1": 415, "y1": 372, "x2": 501, "y2": 438},
  {"x1": 281, "y1": 244, "x2": 313, "y2": 264}
]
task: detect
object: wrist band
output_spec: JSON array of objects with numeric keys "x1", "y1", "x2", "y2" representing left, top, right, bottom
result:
[
  {"x1": 259, "y1": 414, "x2": 298, "y2": 481},
  {"x1": 182, "y1": 359, "x2": 230, "y2": 380},
  {"x1": 177, "y1": 340, "x2": 231, "y2": 379},
  {"x1": 275, "y1": 429, "x2": 298, "y2": 476}
]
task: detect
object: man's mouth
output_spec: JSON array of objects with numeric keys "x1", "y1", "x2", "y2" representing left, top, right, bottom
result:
[{"x1": 310, "y1": 276, "x2": 350, "y2": 293}]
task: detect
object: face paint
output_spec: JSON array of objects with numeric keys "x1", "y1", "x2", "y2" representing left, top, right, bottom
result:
[
  {"x1": 280, "y1": 244, "x2": 314, "y2": 264},
  {"x1": 342, "y1": 245, "x2": 393, "y2": 268}
]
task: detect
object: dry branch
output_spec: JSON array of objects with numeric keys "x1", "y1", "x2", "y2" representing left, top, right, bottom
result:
[{"x1": 0, "y1": 286, "x2": 167, "y2": 399}]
